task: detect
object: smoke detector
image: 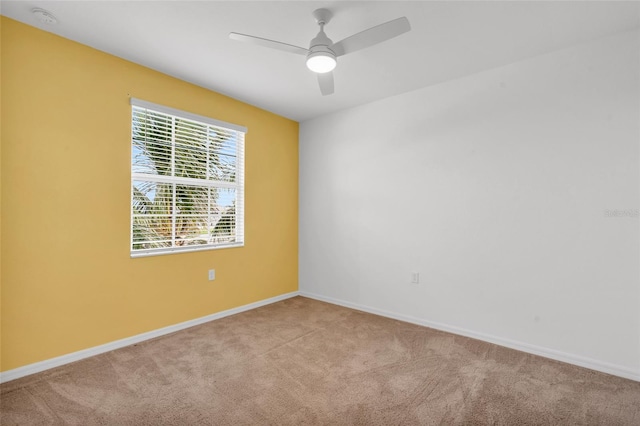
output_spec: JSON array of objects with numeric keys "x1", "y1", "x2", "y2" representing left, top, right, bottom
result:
[{"x1": 32, "y1": 8, "x2": 58, "y2": 25}]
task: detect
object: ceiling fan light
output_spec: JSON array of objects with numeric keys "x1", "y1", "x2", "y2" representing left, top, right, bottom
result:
[{"x1": 306, "y1": 51, "x2": 337, "y2": 73}]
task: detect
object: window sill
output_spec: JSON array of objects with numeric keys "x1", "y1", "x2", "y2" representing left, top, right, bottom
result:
[{"x1": 130, "y1": 242, "x2": 244, "y2": 258}]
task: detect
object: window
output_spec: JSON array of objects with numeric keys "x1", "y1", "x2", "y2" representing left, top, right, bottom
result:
[{"x1": 130, "y1": 98, "x2": 246, "y2": 257}]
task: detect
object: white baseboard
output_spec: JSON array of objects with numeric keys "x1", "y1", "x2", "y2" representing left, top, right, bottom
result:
[
  {"x1": 299, "y1": 291, "x2": 640, "y2": 382},
  {"x1": 0, "y1": 291, "x2": 300, "y2": 384},
  {"x1": 4, "y1": 290, "x2": 638, "y2": 384}
]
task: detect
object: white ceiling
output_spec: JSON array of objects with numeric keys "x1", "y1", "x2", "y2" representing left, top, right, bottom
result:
[{"x1": 2, "y1": 1, "x2": 639, "y2": 122}]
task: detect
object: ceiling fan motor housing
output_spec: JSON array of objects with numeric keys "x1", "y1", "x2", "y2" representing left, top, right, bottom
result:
[
  {"x1": 309, "y1": 29, "x2": 334, "y2": 54},
  {"x1": 307, "y1": 28, "x2": 337, "y2": 73}
]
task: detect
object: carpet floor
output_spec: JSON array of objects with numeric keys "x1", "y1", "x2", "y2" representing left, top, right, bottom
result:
[{"x1": 1, "y1": 296, "x2": 639, "y2": 425}]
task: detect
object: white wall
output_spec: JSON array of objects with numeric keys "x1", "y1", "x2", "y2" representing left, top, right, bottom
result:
[{"x1": 299, "y1": 30, "x2": 640, "y2": 380}]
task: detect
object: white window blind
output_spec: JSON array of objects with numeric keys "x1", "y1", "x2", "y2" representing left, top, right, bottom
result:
[{"x1": 130, "y1": 98, "x2": 246, "y2": 257}]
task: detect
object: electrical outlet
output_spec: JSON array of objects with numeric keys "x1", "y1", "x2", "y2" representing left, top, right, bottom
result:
[
  {"x1": 411, "y1": 272, "x2": 419, "y2": 284},
  {"x1": 208, "y1": 269, "x2": 216, "y2": 281}
]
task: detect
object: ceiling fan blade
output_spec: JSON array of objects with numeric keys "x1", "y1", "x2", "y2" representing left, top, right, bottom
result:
[
  {"x1": 317, "y1": 72, "x2": 334, "y2": 96},
  {"x1": 331, "y1": 17, "x2": 411, "y2": 57},
  {"x1": 229, "y1": 32, "x2": 309, "y2": 56}
]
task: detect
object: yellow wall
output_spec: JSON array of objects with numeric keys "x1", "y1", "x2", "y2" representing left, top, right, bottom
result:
[{"x1": 0, "y1": 17, "x2": 298, "y2": 372}]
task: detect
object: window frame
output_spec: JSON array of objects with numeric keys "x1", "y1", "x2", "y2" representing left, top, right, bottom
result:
[{"x1": 129, "y1": 98, "x2": 246, "y2": 258}]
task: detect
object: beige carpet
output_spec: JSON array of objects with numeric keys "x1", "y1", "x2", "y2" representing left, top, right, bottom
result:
[{"x1": 1, "y1": 296, "x2": 639, "y2": 425}]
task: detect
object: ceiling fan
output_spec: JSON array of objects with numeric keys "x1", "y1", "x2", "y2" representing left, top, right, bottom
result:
[{"x1": 229, "y1": 9, "x2": 411, "y2": 96}]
